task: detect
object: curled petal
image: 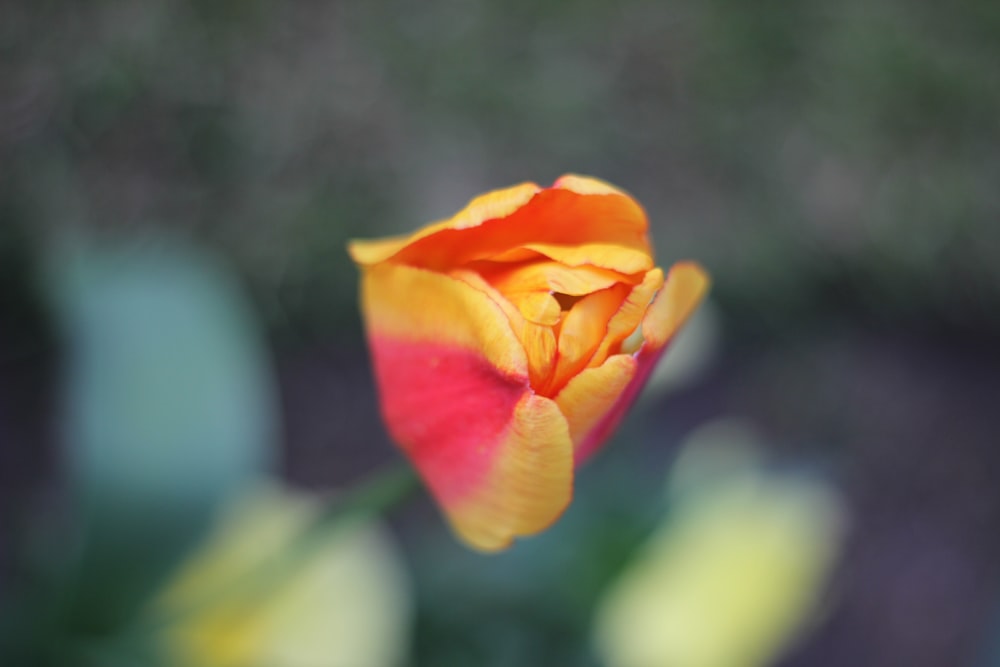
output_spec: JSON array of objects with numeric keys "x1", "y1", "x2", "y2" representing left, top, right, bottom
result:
[
  {"x1": 548, "y1": 284, "x2": 630, "y2": 395},
  {"x1": 348, "y1": 183, "x2": 541, "y2": 267},
  {"x1": 565, "y1": 262, "x2": 710, "y2": 462},
  {"x1": 590, "y1": 268, "x2": 664, "y2": 366},
  {"x1": 349, "y1": 183, "x2": 650, "y2": 272}
]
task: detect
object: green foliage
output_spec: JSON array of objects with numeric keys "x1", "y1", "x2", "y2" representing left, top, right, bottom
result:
[{"x1": 4, "y1": 239, "x2": 277, "y2": 664}]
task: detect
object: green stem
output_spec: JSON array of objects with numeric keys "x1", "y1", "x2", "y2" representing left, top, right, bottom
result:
[{"x1": 133, "y1": 463, "x2": 420, "y2": 633}]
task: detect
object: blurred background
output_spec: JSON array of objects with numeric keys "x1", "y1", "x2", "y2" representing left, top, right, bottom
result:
[{"x1": 2, "y1": 0, "x2": 1000, "y2": 665}]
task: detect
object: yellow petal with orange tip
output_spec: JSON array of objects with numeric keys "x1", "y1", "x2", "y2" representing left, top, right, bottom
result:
[
  {"x1": 349, "y1": 177, "x2": 651, "y2": 273},
  {"x1": 347, "y1": 182, "x2": 542, "y2": 267},
  {"x1": 554, "y1": 354, "x2": 638, "y2": 454},
  {"x1": 641, "y1": 262, "x2": 712, "y2": 349}
]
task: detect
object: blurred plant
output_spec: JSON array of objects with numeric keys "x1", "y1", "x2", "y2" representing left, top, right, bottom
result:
[
  {"x1": 0, "y1": 237, "x2": 415, "y2": 666},
  {"x1": 152, "y1": 483, "x2": 411, "y2": 667},
  {"x1": 594, "y1": 419, "x2": 846, "y2": 667}
]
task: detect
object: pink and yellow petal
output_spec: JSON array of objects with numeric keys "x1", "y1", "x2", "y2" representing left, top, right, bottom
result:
[
  {"x1": 446, "y1": 394, "x2": 574, "y2": 551},
  {"x1": 362, "y1": 263, "x2": 528, "y2": 378}
]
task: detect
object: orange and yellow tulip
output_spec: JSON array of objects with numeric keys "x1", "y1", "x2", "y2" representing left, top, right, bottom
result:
[{"x1": 349, "y1": 175, "x2": 709, "y2": 551}]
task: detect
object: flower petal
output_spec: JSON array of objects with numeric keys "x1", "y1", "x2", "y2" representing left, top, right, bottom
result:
[
  {"x1": 347, "y1": 183, "x2": 541, "y2": 267},
  {"x1": 554, "y1": 354, "x2": 637, "y2": 458},
  {"x1": 546, "y1": 284, "x2": 631, "y2": 395},
  {"x1": 641, "y1": 262, "x2": 711, "y2": 349},
  {"x1": 487, "y1": 261, "x2": 634, "y2": 296},
  {"x1": 451, "y1": 269, "x2": 557, "y2": 389},
  {"x1": 349, "y1": 178, "x2": 650, "y2": 272},
  {"x1": 447, "y1": 393, "x2": 574, "y2": 551},
  {"x1": 507, "y1": 243, "x2": 654, "y2": 275},
  {"x1": 590, "y1": 268, "x2": 664, "y2": 366}
]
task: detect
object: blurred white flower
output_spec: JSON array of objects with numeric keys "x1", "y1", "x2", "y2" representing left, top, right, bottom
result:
[
  {"x1": 595, "y1": 419, "x2": 845, "y2": 667},
  {"x1": 154, "y1": 484, "x2": 412, "y2": 667}
]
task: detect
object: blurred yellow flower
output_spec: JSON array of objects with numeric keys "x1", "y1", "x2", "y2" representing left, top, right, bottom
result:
[
  {"x1": 153, "y1": 484, "x2": 412, "y2": 667},
  {"x1": 594, "y1": 420, "x2": 845, "y2": 667}
]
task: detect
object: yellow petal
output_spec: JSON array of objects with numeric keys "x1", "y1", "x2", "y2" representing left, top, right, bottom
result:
[
  {"x1": 451, "y1": 270, "x2": 556, "y2": 388},
  {"x1": 508, "y1": 290, "x2": 562, "y2": 326},
  {"x1": 514, "y1": 243, "x2": 654, "y2": 275},
  {"x1": 488, "y1": 261, "x2": 634, "y2": 296},
  {"x1": 554, "y1": 354, "x2": 637, "y2": 453},
  {"x1": 553, "y1": 173, "x2": 635, "y2": 198},
  {"x1": 641, "y1": 262, "x2": 711, "y2": 350}
]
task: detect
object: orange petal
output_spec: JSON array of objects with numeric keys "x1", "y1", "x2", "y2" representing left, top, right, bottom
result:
[
  {"x1": 447, "y1": 393, "x2": 574, "y2": 551},
  {"x1": 347, "y1": 183, "x2": 541, "y2": 267},
  {"x1": 554, "y1": 354, "x2": 637, "y2": 458},
  {"x1": 349, "y1": 179, "x2": 651, "y2": 272}
]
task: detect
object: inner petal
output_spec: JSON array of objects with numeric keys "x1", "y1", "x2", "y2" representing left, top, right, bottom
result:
[
  {"x1": 487, "y1": 261, "x2": 635, "y2": 296},
  {"x1": 590, "y1": 268, "x2": 664, "y2": 366},
  {"x1": 543, "y1": 284, "x2": 631, "y2": 396}
]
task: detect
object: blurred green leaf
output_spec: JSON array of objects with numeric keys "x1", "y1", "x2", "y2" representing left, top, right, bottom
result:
[{"x1": 52, "y1": 237, "x2": 276, "y2": 634}]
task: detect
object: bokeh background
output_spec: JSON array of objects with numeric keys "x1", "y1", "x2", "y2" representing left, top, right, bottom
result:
[{"x1": 2, "y1": 1, "x2": 1000, "y2": 666}]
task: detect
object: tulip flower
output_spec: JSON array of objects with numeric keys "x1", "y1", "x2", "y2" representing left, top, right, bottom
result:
[{"x1": 349, "y1": 175, "x2": 709, "y2": 551}]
